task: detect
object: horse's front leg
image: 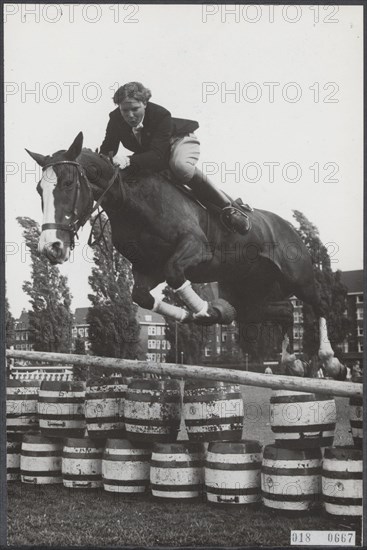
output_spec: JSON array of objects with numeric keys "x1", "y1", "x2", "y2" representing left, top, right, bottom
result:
[
  {"x1": 164, "y1": 233, "x2": 236, "y2": 325},
  {"x1": 132, "y1": 268, "x2": 191, "y2": 323}
]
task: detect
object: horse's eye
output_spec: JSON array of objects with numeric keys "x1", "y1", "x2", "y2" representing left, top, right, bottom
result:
[{"x1": 64, "y1": 181, "x2": 74, "y2": 188}]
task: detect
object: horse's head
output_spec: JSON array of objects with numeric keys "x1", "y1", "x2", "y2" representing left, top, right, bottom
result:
[{"x1": 26, "y1": 132, "x2": 93, "y2": 264}]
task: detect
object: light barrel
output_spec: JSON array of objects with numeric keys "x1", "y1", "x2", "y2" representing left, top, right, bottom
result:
[
  {"x1": 205, "y1": 440, "x2": 262, "y2": 505},
  {"x1": 270, "y1": 390, "x2": 336, "y2": 449},
  {"x1": 183, "y1": 380, "x2": 244, "y2": 441},
  {"x1": 322, "y1": 447, "x2": 363, "y2": 517},
  {"x1": 6, "y1": 379, "x2": 41, "y2": 434},
  {"x1": 124, "y1": 379, "x2": 181, "y2": 442},
  {"x1": 38, "y1": 380, "x2": 86, "y2": 438},
  {"x1": 62, "y1": 438, "x2": 103, "y2": 489},
  {"x1": 85, "y1": 377, "x2": 128, "y2": 441},
  {"x1": 349, "y1": 397, "x2": 363, "y2": 450},
  {"x1": 261, "y1": 445, "x2": 322, "y2": 512},
  {"x1": 102, "y1": 439, "x2": 151, "y2": 493},
  {"x1": 20, "y1": 434, "x2": 63, "y2": 484},
  {"x1": 7, "y1": 434, "x2": 22, "y2": 481},
  {"x1": 150, "y1": 442, "x2": 204, "y2": 499}
]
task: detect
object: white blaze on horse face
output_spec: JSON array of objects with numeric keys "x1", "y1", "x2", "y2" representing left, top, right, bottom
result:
[{"x1": 38, "y1": 167, "x2": 70, "y2": 262}]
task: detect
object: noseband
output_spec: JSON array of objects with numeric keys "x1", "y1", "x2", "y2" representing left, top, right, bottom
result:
[{"x1": 41, "y1": 160, "x2": 119, "y2": 250}]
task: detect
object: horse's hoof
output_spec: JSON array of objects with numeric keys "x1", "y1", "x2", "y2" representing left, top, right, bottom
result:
[{"x1": 211, "y1": 298, "x2": 237, "y2": 324}]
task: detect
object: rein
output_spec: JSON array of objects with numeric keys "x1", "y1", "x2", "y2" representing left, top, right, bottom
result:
[{"x1": 41, "y1": 160, "x2": 120, "y2": 249}]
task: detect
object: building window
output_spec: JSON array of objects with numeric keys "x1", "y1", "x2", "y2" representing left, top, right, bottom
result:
[
  {"x1": 145, "y1": 315, "x2": 152, "y2": 321},
  {"x1": 356, "y1": 295, "x2": 363, "y2": 304},
  {"x1": 162, "y1": 327, "x2": 166, "y2": 336},
  {"x1": 343, "y1": 341, "x2": 349, "y2": 353},
  {"x1": 156, "y1": 354, "x2": 161, "y2": 362},
  {"x1": 162, "y1": 340, "x2": 166, "y2": 350},
  {"x1": 78, "y1": 328, "x2": 84, "y2": 337},
  {"x1": 148, "y1": 326, "x2": 156, "y2": 336},
  {"x1": 85, "y1": 328, "x2": 89, "y2": 337},
  {"x1": 222, "y1": 333, "x2": 227, "y2": 342},
  {"x1": 357, "y1": 309, "x2": 364, "y2": 320},
  {"x1": 358, "y1": 342, "x2": 363, "y2": 353},
  {"x1": 156, "y1": 340, "x2": 161, "y2": 349},
  {"x1": 167, "y1": 341, "x2": 171, "y2": 350},
  {"x1": 358, "y1": 326, "x2": 363, "y2": 337},
  {"x1": 161, "y1": 354, "x2": 166, "y2": 363},
  {"x1": 156, "y1": 326, "x2": 161, "y2": 336},
  {"x1": 204, "y1": 346, "x2": 211, "y2": 357},
  {"x1": 148, "y1": 340, "x2": 156, "y2": 349}
]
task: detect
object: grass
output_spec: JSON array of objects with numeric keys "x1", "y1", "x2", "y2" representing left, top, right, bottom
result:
[{"x1": 7, "y1": 387, "x2": 362, "y2": 547}]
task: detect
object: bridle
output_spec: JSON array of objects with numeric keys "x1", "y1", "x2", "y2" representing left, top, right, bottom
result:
[{"x1": 40, "y1": 160, "x2": 120, "y2": 250}]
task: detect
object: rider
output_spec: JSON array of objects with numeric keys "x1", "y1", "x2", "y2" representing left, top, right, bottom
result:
[{"x1": 100, "y1": 81, "x2": 250, "y2": 234}]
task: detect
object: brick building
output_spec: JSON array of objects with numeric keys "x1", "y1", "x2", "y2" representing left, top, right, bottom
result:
[
  {"x1": 13, "y1": 309, "x2": 33, "y2": 351},
  {"x1": 340, "y1": 270, "x2": 364, "y2": 363}
]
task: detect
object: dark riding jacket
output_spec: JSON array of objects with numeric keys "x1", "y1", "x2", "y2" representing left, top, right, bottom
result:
[{"x1": 100, "y1": 101, "x2": 199, "y2": 171}]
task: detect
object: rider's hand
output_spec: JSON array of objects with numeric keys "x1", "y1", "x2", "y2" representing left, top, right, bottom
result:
[{"x1": 112, "y1": 153, "x2": 131, "y2": 169}]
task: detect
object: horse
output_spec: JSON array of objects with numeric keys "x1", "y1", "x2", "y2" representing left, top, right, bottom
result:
[{"x1": 26, "y1": 132, "x2": 344, "y2": 378}]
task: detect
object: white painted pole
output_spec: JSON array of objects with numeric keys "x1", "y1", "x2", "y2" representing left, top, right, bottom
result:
[{"x1": 6, "y1": 349, "x2": 362, "y2": 398}]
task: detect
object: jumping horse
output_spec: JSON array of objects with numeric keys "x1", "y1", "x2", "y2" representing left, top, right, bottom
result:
[{"x1": 27, "y1": 132, "x2": 344, "y2": 378}]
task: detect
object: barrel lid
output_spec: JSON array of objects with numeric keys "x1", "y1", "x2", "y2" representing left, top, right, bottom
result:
[
  {"x1": 86, "y1": 376, "x2": 129, "y2": 387},
  {"x1": 40, "y1": 380, "x2": 86, "y2": 391},
  {"x1": 64, "y1": 437, "x2": 103, "y2": 449},
  {"x1": 263, "y1": 445, "x2": 322, "y2": 461},
  {"x1": 127, "y1": 378, "x2": 180, "y2": 391},
  {"x1": 105, "y1": 439, "x2": 151, "y2": 450},
  {"x1": 153, "y1": 442, "x2": 204, "y2": 454},
  {"x1": 7, "y1": 379, "x2": 41, "y2": 387},
  {"x1": 184, "y1": 379, "x2": 236, "y2": 390},
  {"x1": 324, "y1": 446, "x2": 363, "y2": 461},
  {"x1": 208, "y1": 440, "x2": 262, "y2": 454},
  {"x1": 22, "y1": 434, "x2": 63, "y2": 445},
  {"x1": 270, "y1": 390, "x2": 333, "y2": 402}
]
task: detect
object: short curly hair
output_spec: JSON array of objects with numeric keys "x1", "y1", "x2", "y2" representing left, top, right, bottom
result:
[{"x1": 113, "y1": 82, "x2": 152, "y2": 105}]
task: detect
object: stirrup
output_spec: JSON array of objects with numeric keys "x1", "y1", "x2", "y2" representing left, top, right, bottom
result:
[{"x1": 220, "y1": 206, "x2": 251, "y2": 234}]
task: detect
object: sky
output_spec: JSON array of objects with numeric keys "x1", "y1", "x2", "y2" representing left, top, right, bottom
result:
[{"x1": 4, "y1": 3, "x2": 363, "y2": 319}]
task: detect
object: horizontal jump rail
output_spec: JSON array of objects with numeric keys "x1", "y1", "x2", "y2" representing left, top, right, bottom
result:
[{"x1": 6, "y1": 349, "x2": 363, "y2": 398}]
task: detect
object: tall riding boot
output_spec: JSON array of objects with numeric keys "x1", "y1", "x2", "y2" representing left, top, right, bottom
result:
[{"x1": 187, "y1": 168, "x2": 251, "y2": 234}]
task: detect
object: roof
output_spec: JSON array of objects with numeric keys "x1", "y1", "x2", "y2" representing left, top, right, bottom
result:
[
  {"x1": 74, "y1": 307, "x2": 90, "y2": 325},
  {"x1": 340, "y1": 270, "x2": 364, "y2": 294},
  {"x1": 16, "y1": 309, "x2": 30, "y2": 329},
  {"x1": 135, "y1": 306, "x2": 167, "y2": 325}
]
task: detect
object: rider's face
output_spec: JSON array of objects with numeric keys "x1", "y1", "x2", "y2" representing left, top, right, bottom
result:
[{"x1": 119, "y1": 99, "x2": 146, "y2": 127}]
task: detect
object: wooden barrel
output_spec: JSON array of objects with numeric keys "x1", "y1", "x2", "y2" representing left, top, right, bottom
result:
[
  {"x1": 270, "y1": 390, "x2": 336, "y2": 449},
  {"x1": 322, "y1": 447, "x2": 362, "y2": 517},
  {"x1": 205, "y1": 440, "x2": 262, "y2": 505},
  {"x1": 62, "y1": 438, "x2": 103, "y2": 489},
  {"x1": 102, "y1": 439, "x2": 151, "y2": 493},
  {"x1": 150, "y1": 442, "x2": 204, "y2": 499},
  {"x1": 20, "y1": 434, "x2": 63, "y2": 484},
  {"x1": 7, "y1": 434, "x2": 22, "y2": 481},
  {"x1": 349, "y1": 397, "x2": 363, "y2": 449},
  {"x1": 261, "y1": 445, "x2": 322, "y2": 511},
  {"x1": 6, "y1": 379, "x2": 40, "y2": 434},
  {"x1": 124, "y1": 379, "x2": 181, "y2": 442},
  {"x1": 38, "y1": 381, "x2": 86, "y2": 438},
  {"x1": 183, "y1": 380, "x2": 244, "y2": 442},
  {"x1": 85, "y1": 377, "x2": 128, "y2": 441}
]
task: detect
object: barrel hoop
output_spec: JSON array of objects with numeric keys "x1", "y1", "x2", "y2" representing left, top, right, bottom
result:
[
  {"x1": 6, "y1": 394, "x2": 38, "y2": 400},
  {"x1": 85, "y1": 392, "x2": 126, "y2": 399},
  {"x1": 261, "y1": 490, "x2": 319, "y2": 502},
  {"x1": 63, "y1": 474, "x2": 102, "y2": 481},
  {"x1": 185, "y1": 416, "x2": 243, "y2": 427},
  {"x1": 103, "y1": 454, "x2": 151, "y2": 462},
  {"x1": 125, "y1": 396, "x2": 180, "y2": 405},
  {"x1": 21, "y1": 469, "x2": 62, "y2": 477},
  {"x1": 6, "y1": 448, "x2": 21, "y2": 454},
  {"x1": 184, "y1": 392, "x2": 243, "y2": 403},
  {"x1": 38, "y1": 396, "x2": 84, "y2": 403},
  {"x1": 102, "y1": 478, "x2": 149, "y2": 486},
  {"x1": 270, "y1": 394, "x2": 332, "y2": 404},
  {"x1": 86, "y1": 416, "x2": 123, "y2": 424},
  {"x1": 205, "y1": 486, "x2": 259, "y2": 496},
  {"x1": 62, "y1": 452, "x2": 102, "y2": 459},
  {"x1": 39, "y1": 414, "x2": 85, "y2": 421},
  {"x1": 7, "y1": 467, "x2": 20, "y2": 473},
  {"x1": 323, "y1": 495, "x2": 363, "y2": 505},
  {"x1": 21, "y1": 450, "x2": 63, "y2": 457},
  {"x1": 322, "y1": 470, "x2": 362, "y2": 480},
  {"x1": 350, "y1": 397, "x2": 363, "y2": 406},
  {"x1": 262, "y1": 466, "x2": 321, "y2": 476},
  {"x1": 271, "y1": 423, "x2": 335, "y2": 433},
  {"x1": 150, "y1": 483, "x2": 201, "y2": 492},
  {"x1": 350, "y1": 421, "x2": 363, "y2": 428},
  {"x1": 125, "y1": 418, "x2": 180, "y2": 427},
  {"x1": 151, "y1": 459, "x2": 203, "y2": 468},
  {"x1": 205, "y1": 461, "x2": 261, "y2": 471},
  {"x1": 7, "y1": 413, "x2": 38, "y2": 418}
]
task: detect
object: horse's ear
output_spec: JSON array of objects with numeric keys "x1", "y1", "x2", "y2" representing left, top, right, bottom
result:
[
  {"x1": 65, "y1": 132, "x2": 84, "y2": 160},
  {"x1": 25, "y1": 149, "x2": 47, "y2": 167}
]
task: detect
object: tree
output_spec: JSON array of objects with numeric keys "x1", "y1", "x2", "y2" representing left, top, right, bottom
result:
[
  {"x1": 163, "y1": 283, "x2": 213, "y2": 365},
  {"x1": 5, "y1": 292, "x2": 15, "y2": 348},
  {"x1": 17, "y1": 217, "x2": 73, "y2": 353},
  {"x1": 87, "y1": 213, "x2": 140, "y2": 359},
  {"x1": 74, "y1": 335, "x2": 86, "y2": 354},
  {"x1": 292, "y1": 210, "x2": 350, "y2": 358}
]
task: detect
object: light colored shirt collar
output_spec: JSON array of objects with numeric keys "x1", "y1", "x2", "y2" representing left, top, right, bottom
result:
[{"x1": 133, "y1": 115, "x2": 144, "y2": 130}]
